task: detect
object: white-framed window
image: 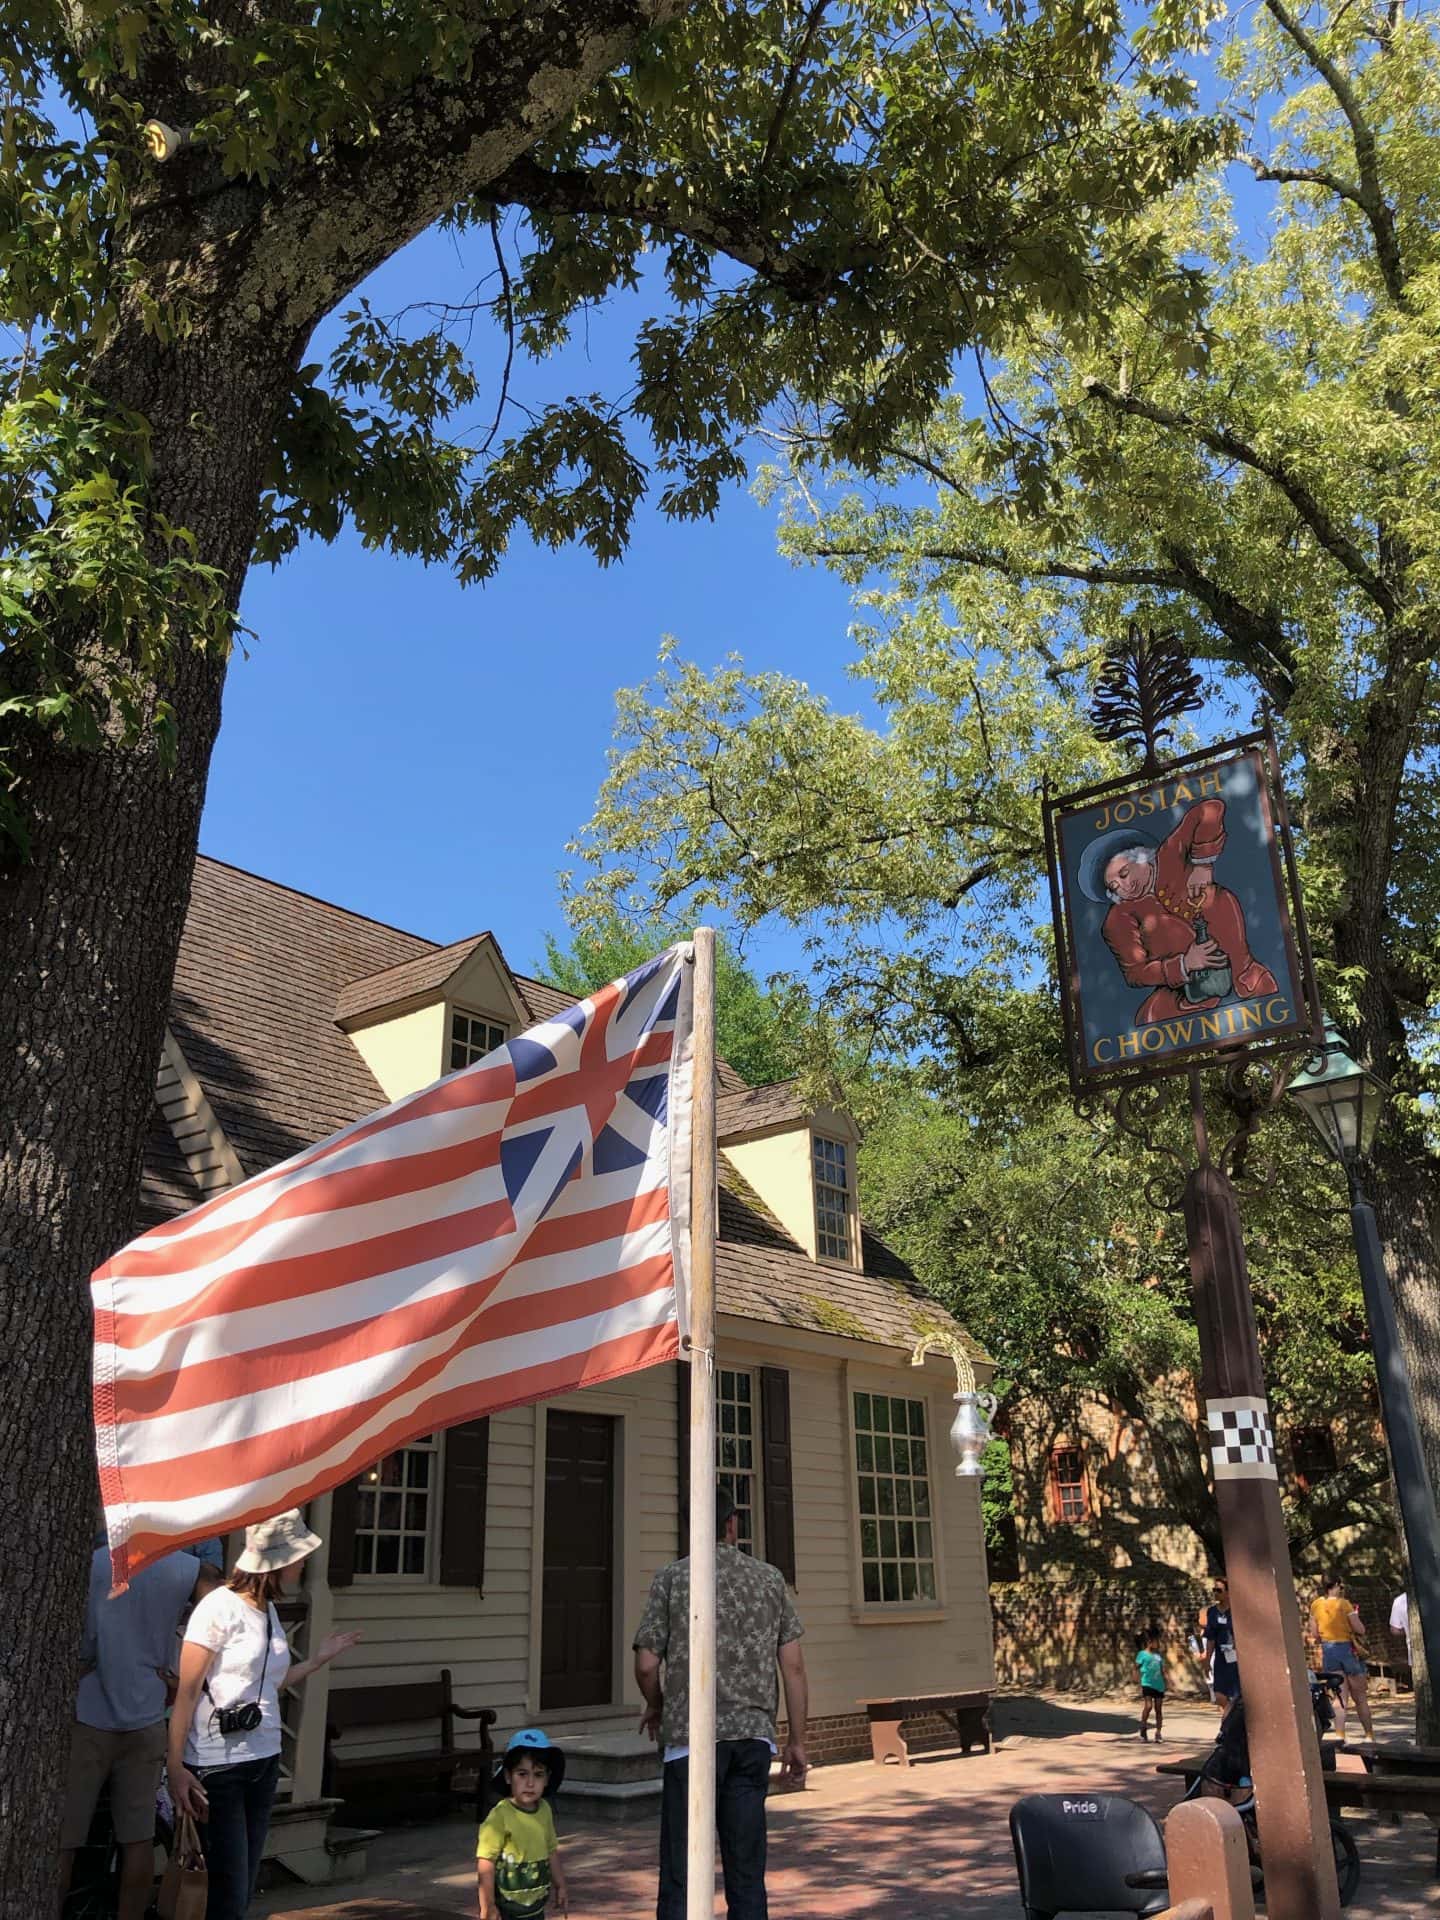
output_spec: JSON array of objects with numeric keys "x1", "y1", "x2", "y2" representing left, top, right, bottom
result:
[
  {"x1": 853, "y1": 1392, "x2": 937, "y2": 1604},
  {"x1": 813, "y1": 1134, "x2": 853, "y2": 1262},
  {"x1": 355, "y1": 1435, "x2": 440, "y2": 1578},
  {"x1": 449, "y1": 1009, "x2": 507, "y2": 1072},
  {"x1": 717, "y1": 1368, "x2": 759, "y2": 1555}
]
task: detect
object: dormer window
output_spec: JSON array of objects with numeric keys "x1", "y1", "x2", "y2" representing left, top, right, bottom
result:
[
  {"x1": 449, "y1": 1010, "x2": 507, "y2": 1072},
  {"x1": 813, "y1": 1134, "x2": 853, "y2": 1262}
]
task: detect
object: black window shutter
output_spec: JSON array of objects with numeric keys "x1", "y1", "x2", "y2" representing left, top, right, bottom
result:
[
  {"x1": 760, "y1": 1366, "x2": 797, "y2": 1587},
  {"x1": 328, "y1": 1476, "x2": 360, "y2": 1588},
  {"x1": 441, "y1": 1418, "x2": 490, "y2": 1590},
  {"x1": 676, "y1": 1360, "x2": 692, "y2": 1557}
]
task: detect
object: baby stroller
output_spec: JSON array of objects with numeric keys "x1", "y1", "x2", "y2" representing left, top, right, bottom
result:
[{"x1": 1180, "y1": 1688, "x2": 1360, "y2": 1905}]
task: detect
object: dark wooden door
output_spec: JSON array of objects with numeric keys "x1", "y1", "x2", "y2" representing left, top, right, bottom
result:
[{"x1": 541, "y1": 1410, "x2": 616, "y2": 1710}]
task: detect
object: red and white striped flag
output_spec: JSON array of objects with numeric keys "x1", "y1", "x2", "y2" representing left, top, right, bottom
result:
[{"x1": 93, "y1": 946, "x2": 694, "y2": 1589}]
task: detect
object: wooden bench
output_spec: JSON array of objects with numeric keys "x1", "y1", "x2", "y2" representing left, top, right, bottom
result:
[
  {"x1": 325, "y1": 1670, "x2": 496, "y2": 1802},
  {"x1": 1158, "y1": 1752, "x2": 1440, "y2": 1873},
  {"x1": 857, "y1": 1690, "x2": 992, "y2": 1766}
]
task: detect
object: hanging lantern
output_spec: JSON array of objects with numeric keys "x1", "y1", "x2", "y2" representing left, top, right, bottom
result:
[{"x1": 912, "y1": 1333, "x2": 996, "y2": 1479}]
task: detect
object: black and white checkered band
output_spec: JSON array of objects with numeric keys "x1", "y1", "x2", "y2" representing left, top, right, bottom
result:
[{"x1": 1206, "y1": 1394, "x2": 1277, "y2": 1481}]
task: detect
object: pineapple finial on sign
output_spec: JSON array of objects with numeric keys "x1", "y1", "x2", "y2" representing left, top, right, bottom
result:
[{"x1": 1089, "y1": 623, "x2": 1204, "y2": 778}]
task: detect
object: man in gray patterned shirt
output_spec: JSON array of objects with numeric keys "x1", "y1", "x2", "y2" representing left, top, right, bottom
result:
[{"x1": 633, "y1": 1486, "x2": 807, "y2": 1920}]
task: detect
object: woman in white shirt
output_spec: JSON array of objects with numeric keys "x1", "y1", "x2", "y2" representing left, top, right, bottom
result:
[{"x1": 167, "y1": 1511, "x2": 361, "y2": 1919}]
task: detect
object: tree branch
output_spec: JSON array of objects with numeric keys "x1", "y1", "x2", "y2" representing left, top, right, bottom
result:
[
  {"x1": 1082, "y1": 376, "x2": 1397, "y2": 620},
  {"x1": 810, "y1": 536, "x2": 1298, "y2": 704},
  {"x1": 487, "y1": 153, "x2": 881, "y2": 301},
  {"x1": 812, "y1": 538, "x2": 1185, "y2": 592},
  {"x1": 242, "y1": 0, "x2": 692, "y2": 336},
  {"x1": 758, "y1": 0, "x2": 831, "y2": 179},
  {"x1": 1242, "y1": 153, "x2": 1368, "y2": 215},
  {"x1": 1263, "y1": 0, "x2": 1405, "y2": 300}
]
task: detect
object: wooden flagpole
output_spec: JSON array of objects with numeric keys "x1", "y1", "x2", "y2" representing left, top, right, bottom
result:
[{"x1": 686, "y1": 927, "x2": 718, "y2": 1920}]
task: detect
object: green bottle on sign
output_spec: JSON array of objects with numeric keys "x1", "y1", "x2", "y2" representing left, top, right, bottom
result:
[{"x1": 1184, "y1": 912, "x2": 1233, "y2": 1004}]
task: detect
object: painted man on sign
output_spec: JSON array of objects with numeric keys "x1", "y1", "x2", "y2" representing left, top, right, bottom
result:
[
  {"x1": 1079, "y1": 796, "x2": 1279, "y2": 1023},
  {"x1": 1051, "y1": 748, "x2": 1310, "y2": 1079}
]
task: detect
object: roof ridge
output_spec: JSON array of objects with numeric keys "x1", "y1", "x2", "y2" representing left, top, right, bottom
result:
[
  {"x1": 195, "y1": 853, "x2": 439, "y2": 947},
  {"x1": 341, "y1": 928, "x2": 489, "y2": 993}
]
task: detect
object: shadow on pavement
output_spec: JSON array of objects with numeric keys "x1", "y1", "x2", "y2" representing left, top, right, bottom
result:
[{"x1": 993, "y1": 1692, "x2": 1142, "y2": 1741}]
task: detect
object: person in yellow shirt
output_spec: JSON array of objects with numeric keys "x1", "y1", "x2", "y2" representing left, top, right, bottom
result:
[
  {"x1": 477, "y1": 1730, "x2": 569, "y2": 1920},
  {"x1": 1309, "y1": 1574, "x2": 1375, "y2": 1740}
]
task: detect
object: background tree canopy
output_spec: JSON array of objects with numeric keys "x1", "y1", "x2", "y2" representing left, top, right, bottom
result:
[
  {"x1": 539, "y1": 914, "x2": 798, "y2": 1085},
  {"x1": 569, "y1": 0, "x2": 1438, "y2": 1704}
]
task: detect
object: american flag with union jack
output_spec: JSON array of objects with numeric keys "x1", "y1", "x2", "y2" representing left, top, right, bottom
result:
[{"x1": 93, "y1": 946, "x2": 694, "y2": 1589}]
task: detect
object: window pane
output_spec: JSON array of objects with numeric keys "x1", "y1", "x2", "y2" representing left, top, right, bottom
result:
[
  {"x1": 356, "y1": 1440, "x2": 436, "y2": 1580},
  {"x1": 853, "y1": 1393, "x2": 934, "y2": 1608},
  {"x1": 716, "y1": 1371, "x2": 759, "y2": 1555}
]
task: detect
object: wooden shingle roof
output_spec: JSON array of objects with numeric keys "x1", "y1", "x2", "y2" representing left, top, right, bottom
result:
[
  {"x1": 143, "y1": 858, "x2": 964, "y2": 1354},
  {"x1": 716, "y1": 1080, "x2": 813, "y2": 1140}
]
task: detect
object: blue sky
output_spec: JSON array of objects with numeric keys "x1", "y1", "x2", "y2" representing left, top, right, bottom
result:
[
  {"x1": 203, "y1": 222, "x2": 859, "y2": 984},
  {"x1": 201, "y1": 107, "x2": 1282, "y2": 991}
]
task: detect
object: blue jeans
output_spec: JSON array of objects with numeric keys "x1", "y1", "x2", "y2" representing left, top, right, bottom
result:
[
  {"x1": 195, "y1": 1753, "x2": 281, "y2": 1919},
  {"x1": 658, "y1": 1740, "x2": 771, "y2": 1920},
  {"x1": 1322, "y1": 1640, "x2": 1366, "y2": 1678}
]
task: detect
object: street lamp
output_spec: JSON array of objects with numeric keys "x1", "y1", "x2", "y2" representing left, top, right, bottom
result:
[
  {"x1": 911, "y1": 1332, "x2": 995, "y2": 1477},
  {"x1": 1287, "y1": 1021, "x2": 1387, "y2": 1163},
  {"x1": 1287, "y1": 1021, "x2": 1440, "y2": 1706}
]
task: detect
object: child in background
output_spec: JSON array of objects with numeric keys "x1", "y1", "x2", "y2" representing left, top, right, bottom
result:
[
  {"x1": 1136, "y1": 1627, "x2": 1166, "y2": 1743},
  {"x1": 477, "y1": 1728, "x2": 569, "y2": 1919}
]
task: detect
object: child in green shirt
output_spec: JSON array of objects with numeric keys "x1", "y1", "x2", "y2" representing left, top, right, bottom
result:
[
  {"x1": 1136, "y1": 1628, "x2": 1166, "y2": 1743},
  {"x1": 477, "y1": 1729, "x2": 569, "y2": 1920}
]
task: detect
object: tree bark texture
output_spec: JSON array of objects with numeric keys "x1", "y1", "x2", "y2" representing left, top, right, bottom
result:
[
  {"x1": 1368, "y1": 1143, "x2": 1440, "y2": 1740},
  {"x1": 0, "y1": 325, "x2": 289, "y2": 1917}
]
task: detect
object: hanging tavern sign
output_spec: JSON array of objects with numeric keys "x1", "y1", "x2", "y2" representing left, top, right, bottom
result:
[{"x1": 1043, "y1": 733, "x2": 1322, "y2": 1092}]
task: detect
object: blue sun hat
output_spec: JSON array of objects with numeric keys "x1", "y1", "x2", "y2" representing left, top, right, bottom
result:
[
  {"x1": 496, "y1": 1726, "x2": 565, "y2": 1798},
  {"x1": 1077, "y1": 829, "x2": 1157, "y2": 905}
]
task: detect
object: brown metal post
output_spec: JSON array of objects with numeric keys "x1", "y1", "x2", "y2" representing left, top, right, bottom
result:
[
  {"x1": 1163, "y1": 1799, "x2": 1256, "y2": 1920},
  {"x1": 1184, "y1": 1160, "x2": 1340, "y2": 1920}
]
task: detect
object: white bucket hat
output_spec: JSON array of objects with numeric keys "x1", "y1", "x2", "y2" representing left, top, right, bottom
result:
[{"x1": 236, "y1": 1509, "x2": 323, "y2": 1574}]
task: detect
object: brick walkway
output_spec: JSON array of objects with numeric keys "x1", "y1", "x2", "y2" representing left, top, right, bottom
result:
[{"x1": 253, "y1": 1693, "x2": 1436, "y2": 1919}]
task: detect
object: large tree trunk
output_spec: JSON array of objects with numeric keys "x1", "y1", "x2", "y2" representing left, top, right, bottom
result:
[
  {"x1": 1368, "y1": 1141, "x2": 1440, "y2": 1741},
  {"x1": 0, "y1": 322, "x2": 289, "y2": 1914}
]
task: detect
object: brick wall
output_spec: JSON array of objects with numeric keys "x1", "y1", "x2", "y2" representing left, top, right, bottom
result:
[
  {"x1": 990, "y1": 1571, "x2": 1409, "y2": 1696},
  {"x1": 991, "y1": 1573, "x2": 1213, "y2": 1695}
]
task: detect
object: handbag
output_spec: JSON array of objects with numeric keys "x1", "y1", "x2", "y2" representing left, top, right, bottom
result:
[{"x1": 156, "y1": 1808, "x2": 208, "y2": 1920}]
